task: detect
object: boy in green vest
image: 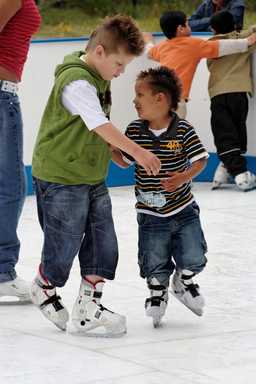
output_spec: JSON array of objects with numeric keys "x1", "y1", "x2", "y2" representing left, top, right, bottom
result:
[{"x1": 30, "y1": 15, "x2": 161, "y2": 337}]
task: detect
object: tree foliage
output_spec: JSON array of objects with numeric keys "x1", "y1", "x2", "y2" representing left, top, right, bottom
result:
[{"x1": 37, "y1": 0, "x2": 256, "y2": 17}]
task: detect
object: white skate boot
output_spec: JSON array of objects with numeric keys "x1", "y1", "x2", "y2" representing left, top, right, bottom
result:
[
  {"x1": 212, "y1": 162, "x2": 232, "y2": 190},
  {"x1": 72, "y1": 278, "x2": 126, "y2": 337},
  {"x1": 171, "y1": 270, "x2": 205, "y2": 316},
  {"x1": 30, "y1": 270, "x2": 69, "y2": 331},
  {"x1": 0, "y1": 277, "x2": 31, "y2": 304},
  {"x1": 235, "y1": 171, "x2": 256, "y2": 191},
  {"x1": 145, "y1": 277, "x2": 168, "y2": 328}
]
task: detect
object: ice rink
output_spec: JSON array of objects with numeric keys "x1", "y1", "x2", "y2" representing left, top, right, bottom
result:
[{"x1": 1, "y1": 183, "x2": 256, "y2": 384}]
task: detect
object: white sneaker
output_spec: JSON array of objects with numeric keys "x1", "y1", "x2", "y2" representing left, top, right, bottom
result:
[
  {"x1": 72, "y1": 279, "x2": 126, "y2": 337},
  {"x1": 171, "y1": 270, "x2": 205, "y2": 316},
  {"x1": 235, "y1": 171, "x2": 256, "y2": 191},
  {"x1": 30, "y1": 270, "x2": 69, "y2": 331},
  {"x1": 0, "y1": 277, "x2": 31, "y2": 304},
  {"x1": 212, "y1": 162, "x2": 232, "y2": 190},
  {"x1": 145, "y1": 277, "x2": 168, "y2": 328}
]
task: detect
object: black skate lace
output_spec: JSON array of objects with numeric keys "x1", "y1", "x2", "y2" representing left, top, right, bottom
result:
[
  {"x1": 185, "y1": 283, "x2": 200, "y2": 298},
  {"x1": 98, "y1": 304, "x2": 114, "y2": 314},
  {"x1": 40, "y1": 294, "x2": 64, "y2": 311},
  {"x1": 145, "y1": 290, "x2": 167, "y2": 308}
]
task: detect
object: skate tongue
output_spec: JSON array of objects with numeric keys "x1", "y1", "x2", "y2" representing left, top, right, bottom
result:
[
  {"x1": 81, "y1": 278, "x2": 104, "y2": 304},
  {"x1": 95, "y1": 281, "x2": 104, "y2": 293},
  {"x1": 150, "y1": 277, "x2": 161, "y2": 286},
  {"x1": 83, "y1": 277, "x2": 104, "y2": 289}
]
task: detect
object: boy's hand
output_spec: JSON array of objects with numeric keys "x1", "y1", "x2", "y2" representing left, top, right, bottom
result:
[
  {"x1": 135, "y1": 147, "x2": 161, "y2": 176},
  {"x1": 161, "y1": 171, "x2": 189, "y2": 192},
  {"x1": 143, "y1": 32, "x2": 154, "y2": 44},
  {"x1": 247, "y1": 32, "x2": 256, "y2": 46}
]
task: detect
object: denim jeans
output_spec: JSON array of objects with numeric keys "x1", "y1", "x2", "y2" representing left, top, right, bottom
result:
[
  {"x1": 137, "y1": 202, "x2": 207, "y2": 287},
  {"x1": 33, "y1": 178, "x2": 118, "y2": 286},
  {"x1": 0, "y1": 90, "x2": 26, "y2": 283}
]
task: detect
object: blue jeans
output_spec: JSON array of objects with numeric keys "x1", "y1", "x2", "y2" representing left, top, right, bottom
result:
[
  {"x1": 33, "y1": 178, "x2": 119, "y2": 286},
  {"x1": 137, "y1": 202, "x2": 207, "y2": 287},
  {"x1": 0, "y1": 90, "x2": 26, "y2": 283}
]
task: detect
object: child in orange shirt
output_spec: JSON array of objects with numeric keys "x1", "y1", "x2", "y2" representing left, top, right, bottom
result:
[{"x1": 144, "y1": 10, "x2": 256, "y2": 118}]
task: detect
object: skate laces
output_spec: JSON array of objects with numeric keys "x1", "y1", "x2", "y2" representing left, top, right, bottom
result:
[
  {"x1": 181, "y1": 273, "x2": 200, "y2": 298},
  {"x1": 146, "y1": 282, "x2": 168, "y2": 307},
  {"x1": 35, "y1": 275, "x2": 64, "y2": 312}
]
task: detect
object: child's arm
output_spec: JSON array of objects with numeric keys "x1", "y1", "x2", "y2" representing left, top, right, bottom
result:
[
  {"x1": 61, "y1": 81, "x2": 161, "y2": 176},
  {"x1": 161, "y1": 158, "x2": 207, "y2": 192},
  {"x1": 110, "y1": 146, "x2": 130, "y2": 168},
  {"x1": 142, "y1": 32, "x2": 156, "y2": 60},
  {"x1": 205, "y1": 33, "x2": 256, "y2": 59},
  {"x1": 95, "y1": 122, "x2": 160, "y2": 176}
]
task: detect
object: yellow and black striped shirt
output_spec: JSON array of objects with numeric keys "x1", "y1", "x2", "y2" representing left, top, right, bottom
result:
[{"x1": 124, "y1": 114, "x2": 208, "y2": 217}]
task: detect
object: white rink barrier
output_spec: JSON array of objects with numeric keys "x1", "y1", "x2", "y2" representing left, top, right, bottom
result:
[{"x1": 20, "y1": 34, "x2": 256, "y2": 193}]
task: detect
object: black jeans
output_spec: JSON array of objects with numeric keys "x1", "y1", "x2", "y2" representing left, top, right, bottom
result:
[{"x1": 210, "y1": 92, "x2": 248, "y2": 177}]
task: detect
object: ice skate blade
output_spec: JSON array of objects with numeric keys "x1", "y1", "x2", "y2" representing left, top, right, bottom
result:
[
  {"x1": 0, "y1": 296, "x2": 32, "y2": 305},
  {"x1": 54, "y1": 322, "x2": 67, "y2": 331},
  {"x1": 211, "y1": 182, "x2": 222, "y2": 190},
  {"x1": 146, "y1": 308, "x2": 164, "y2": 328},
  {"x1": 153, "y1": 318, "x2": 162, "y2": 328},
  {"x1": 40, "y1": 310, "x2": 68, "y2": 331},
  {"x1": 237, "y1": 185, "x2": 256, "y2": 192},
  {"x1": 70, "y1": 322, "x2": 127, "y2": 338},
  {"x1": 170, "y1": 290, "x2": 204, "y2": 317}
]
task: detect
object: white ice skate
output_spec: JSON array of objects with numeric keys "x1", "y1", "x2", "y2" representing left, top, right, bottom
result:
[
  {"x1": 212, "y1": 162, "x2": 232, "y2": 190},
  {"x1": 71, "y1": 279, "x2": 126, "y2": 337},
  {"x1": 0, "y1": 277, "x2": 31, "y2": 304},
  {"x1": 171, "y1": 270, "x2": 205, "y2": 316},
  {"x1": 30, "y1": 271, "x2": 69, "y2": 331},
  {"x1": 234, "y1": 171, "x2": 256, "y2": 191},
  {"x1": 145, "y1": 277, "x2": 168, "y2": 328}
]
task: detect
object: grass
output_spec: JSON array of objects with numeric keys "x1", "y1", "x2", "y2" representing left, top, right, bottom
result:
[{"x1": 35, "y1": 6, "x2": 256, "y2": 38}]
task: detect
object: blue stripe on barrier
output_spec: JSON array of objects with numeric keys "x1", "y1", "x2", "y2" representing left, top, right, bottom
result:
[
  {"x1": 25, "y1": 153, "x2": 256, "y2": 195},
  {"x1": 31, "y1": 32, "x2": 211, "y2": 45}
]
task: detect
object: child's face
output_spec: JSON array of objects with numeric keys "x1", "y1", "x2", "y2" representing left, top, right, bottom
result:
[
  {"x1": 178, "y1": 20, "x2": 191, "y2": 37},
  {"x1": 212, "y1": 0, "x2": 224, "y2": 6},
  {"x1": 95, "y1": 46, "x2": 134, "y2": 80},
  {"x1": 133, "y1": 79, "x2": 170, "y2": 121}
]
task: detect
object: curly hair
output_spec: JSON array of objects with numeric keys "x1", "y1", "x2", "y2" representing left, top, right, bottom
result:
[
  {"x1": 137, "y1": 66, "x2": 182, "y2": 112},
  {"x1": 86, "y1": 14, "x2": 145, "y2": 56}
]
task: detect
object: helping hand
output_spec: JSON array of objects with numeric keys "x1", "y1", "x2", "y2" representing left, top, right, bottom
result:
[
  {"x1": 135, "y1": 147, "x2": 161, "y2": 176},
  {"x1": 161, "y1": 171, "x2": 188, "y2": 192}
]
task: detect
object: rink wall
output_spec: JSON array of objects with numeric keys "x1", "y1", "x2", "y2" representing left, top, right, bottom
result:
[{"x1": 21, "y1": 33, "x2": 256, "y2": 194}]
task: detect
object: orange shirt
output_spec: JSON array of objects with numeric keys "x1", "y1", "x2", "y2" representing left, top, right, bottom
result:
[{"x1": 148, "y1": 37, "x2": 219, "y2": 99}]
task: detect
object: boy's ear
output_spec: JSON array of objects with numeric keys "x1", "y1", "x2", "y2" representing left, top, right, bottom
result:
[
  {"x1": 156, "y1": 92, "x2": 166, "y2": 103},
  {"x1": 95, "y1": 44, "x2": 105, "y2": 57}
]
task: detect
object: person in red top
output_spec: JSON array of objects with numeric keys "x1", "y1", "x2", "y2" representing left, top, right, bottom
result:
[
  {"x1": 144, "y1": 11, "x2": 256, "y2": 119},
  {"x1": 0, "y1": 0, "x2": 41, "y2": 302}
]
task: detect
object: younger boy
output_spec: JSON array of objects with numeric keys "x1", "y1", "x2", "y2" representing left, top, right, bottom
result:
[
  {"x1": 30, "y1": 15, "x2": 161, "y2": 336},
  {"x1": 144, "y1": 11, "x2": 256, "y2": 118},
  {"x1": 207, "y1": 11, "x2": 256, "y2": 191},
  {"x1": 113, "y1": 67, "x2": 208, "y2": 327}
]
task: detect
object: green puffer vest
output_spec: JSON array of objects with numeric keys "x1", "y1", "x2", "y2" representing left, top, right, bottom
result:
[{"x1": 32, "y1": 51, "x2": 112, "y2": 185}]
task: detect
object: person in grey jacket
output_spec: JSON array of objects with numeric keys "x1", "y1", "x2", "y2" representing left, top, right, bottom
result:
[{"x1": 189, "y1": 0, "x2": 245, "y2": 32}]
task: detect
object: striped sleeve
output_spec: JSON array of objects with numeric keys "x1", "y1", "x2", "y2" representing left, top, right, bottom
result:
[{"x1": 181, "y1": 122, "x2": 208, "y2": 162}]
